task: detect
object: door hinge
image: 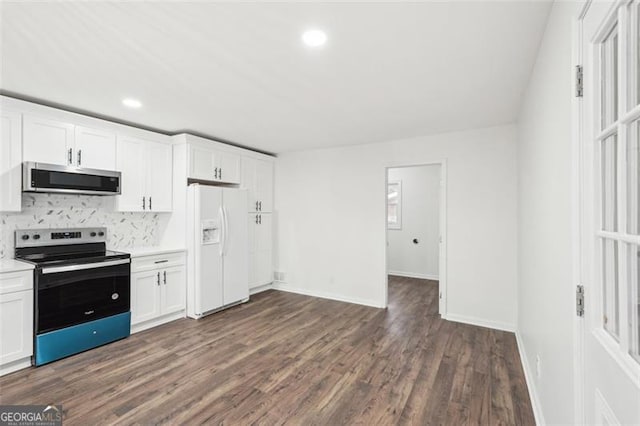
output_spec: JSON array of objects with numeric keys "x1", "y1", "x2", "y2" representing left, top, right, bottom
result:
[
  {"x1": 575, "y1": 65, "x2": 584, "y2": 97},
  {"x1": 576, "y1": 285, "x2": 585, "y2": 317}
]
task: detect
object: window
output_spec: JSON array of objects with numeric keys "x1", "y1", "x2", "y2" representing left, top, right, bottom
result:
[{"x1": 387, "y1": 180, "x2": 402, "y2": 230}]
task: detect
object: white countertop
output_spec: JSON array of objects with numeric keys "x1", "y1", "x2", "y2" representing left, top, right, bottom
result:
[
  {"x1": 114, "y1": 247, "x2": 186, "y2": 258},
  {"x1": 0, "y1": 259, "x2": 35, "y2": 274}
]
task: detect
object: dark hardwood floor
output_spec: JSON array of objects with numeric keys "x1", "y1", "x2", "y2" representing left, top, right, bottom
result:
[{"x1": 0, "y1": 276, "x2": 534, "y2": 425}]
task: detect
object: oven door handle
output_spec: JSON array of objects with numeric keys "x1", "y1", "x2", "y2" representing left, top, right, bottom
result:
[{"x1": 41, "y1": 258, "x2": 130, "y2": 275}]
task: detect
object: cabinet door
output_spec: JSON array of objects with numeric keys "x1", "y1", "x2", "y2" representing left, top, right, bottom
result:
[
  {"x1": 216, "y1": 151, "x2": 241, "y2": 184},
  {"x1": 255, "y1": 159, "x2": 274, "y2": 212},
  {"x1": 255, "y1": 214, "x2": 273, "y2": 285},
  {"x1": 131, "y1": 271, "x2": 161, "y2": 325},
  {"x1": 23, "y1": 115, "x2": 74, "y2": 165},
  {"x1": 161, "y1": 266, "x2": 185, "y2": 315},
  {"x1": 75, "y1": 126, "x2": 116, "y2": 170},
  {"x1": 147, "y1": 141, "x2": 172, "y2": 212},
  {"x1": 189, "y1": 146, "x2": 215, "y2": 181},
  {"x1": 0, "y1": 110, "x2": 22, "y2": 212},
  {"x1": 242, "y1": 157, "x2": 258, "y2": 212},
  {"x1": 116, "y1": 136, "x2": 147, "y2": 212},
  {"x1": 248, "y1": 215, "x2": 258, "y2": 287},
  {"x1": 0, "y1": 290, "x2": 33, "y2": 365}
]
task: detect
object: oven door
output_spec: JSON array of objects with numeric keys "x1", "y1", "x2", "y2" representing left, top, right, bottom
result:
[{"x1": 36, "y1": 259, "x2": 130, "y2": 334}]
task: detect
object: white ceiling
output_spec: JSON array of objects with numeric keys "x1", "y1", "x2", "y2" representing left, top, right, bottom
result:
[{"x1": 1, "y1": 1, "x2": 551, "y2": 154}]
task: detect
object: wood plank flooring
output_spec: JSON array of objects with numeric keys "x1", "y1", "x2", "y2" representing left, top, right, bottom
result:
[{"x1": 0, "y1": 276, "x2": 535, "y2": 425}]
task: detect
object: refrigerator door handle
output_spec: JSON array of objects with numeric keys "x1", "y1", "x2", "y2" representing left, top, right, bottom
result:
[
  {"x1": 219, "y1": 206, "x2": 225, "y2": 257},
  {"x1": 222, "y1": 206, "x2": 229, "y2": 256}
]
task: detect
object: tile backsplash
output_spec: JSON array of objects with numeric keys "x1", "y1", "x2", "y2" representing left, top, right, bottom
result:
[{"x1": 0, "y1": 193, "x2": 161, "y2": 259}]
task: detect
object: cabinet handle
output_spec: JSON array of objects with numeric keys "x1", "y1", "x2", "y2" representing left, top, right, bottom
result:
[
  {"x1": 214, "y1": 167, "x2": 218, "y2": 179},
  {"x1": 157, "y1": 272, "x2": 160, "y2": 286},
  {"x1": 68, "y1": 148, "x2": 73, "y2": 165},
  {"x1": 163, "y1": 271, "x2": 167, "y2": 285},
  {"x1": 220, "y1": 168, "x2": 222, "y2": 179},
  {"x1": 255, "y1": 201, "x2": 259, "y2": 211},
  {"x1": 258, "y1": 214, "x2": 262, "y2": 224},
  {"x1": 255, "y1": 214, "x2": 259, "y2": 224},
  {"x1": 259, "y1": 201, "x2": 262, "y2": 211},
  {"x1": 77, "y1": 149, "x2": 82, "y2": 166},
  {"x1": 149, "y1": 197, "x2": 152, "y2": 211},
  {"x1": 142, "y1": 197, "x2": 146, "y2": 210}
]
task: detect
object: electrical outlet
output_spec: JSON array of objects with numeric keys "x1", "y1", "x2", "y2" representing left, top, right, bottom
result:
[
  {"x1": 274, "y1": 271, "x2": 285, "y2": 282},
  {"x1": 535, "y1": 355, "x2": 541, "y2": 379}
]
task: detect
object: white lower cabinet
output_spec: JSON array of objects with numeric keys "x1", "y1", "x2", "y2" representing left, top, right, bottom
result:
[
  {"x1": 131, "y1": 270, "x2": 162, "y2": 324},
  {"x1": 130, "y1": 251, "x2": 185, "y2": 333},
  {"x1": 0, "y1": 269, "x2": 34, "y2": 376},
  {"x1": 248, "y1": 213, "x2": 273, "y2": 289}
]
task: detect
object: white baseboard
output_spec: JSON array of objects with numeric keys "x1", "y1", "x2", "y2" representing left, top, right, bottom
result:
[
  {"x1": 443, "y1": 312, "x2": 516, "y2": 332},
  {"x1": 388, "y1": 270, "x2": 439, "y2": 281},
  {"x1": 272, "y1": 282, "x2": 385, "y2": 309},
  {"x1": 0, "y1": 357, "x2": 32, "y2": 377},
  {"x1": 250, "y1": 283, "x2": 273, "y2": 295},
  {"x1": 515, "y1": 331, "x2": 545, "y2": 426},
  {"x1": 131, "y1": 311, "x2": 185, "y2": 334}
]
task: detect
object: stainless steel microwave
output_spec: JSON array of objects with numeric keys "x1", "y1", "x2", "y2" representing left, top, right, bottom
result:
[{"x1": 23, "y1": 162, "x2": 121, "y2": 196}]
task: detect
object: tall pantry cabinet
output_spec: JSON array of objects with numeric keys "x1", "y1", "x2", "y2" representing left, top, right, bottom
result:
[{"x1": 242, "y1": 157, "x2": 274, "y2": 289}]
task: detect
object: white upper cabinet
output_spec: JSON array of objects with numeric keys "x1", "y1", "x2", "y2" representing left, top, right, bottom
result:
[
  {"x1": 242, "y1": 157, "x2": 273, "y2": 213},
  {"x1": 116, "y1": 136, "x2": 147, "y2": 212},
  {"x1": 116, "y1": 135, "x2": 172, "y2": 213},
  {"x1": 188, "y1": 144, "x2": 240, "y2": 184},
  {"x1": 146, "y1": 140, "x2": 173, "y2": 212},
  {"x1": 217, "y1": 151, "x2": 241, "y2": 184},
  {"x1": 74, "y1": 126, "x2": 116, "y2": 170},
  {"x1": 23, "y1": 114, "x2": 74, "y2": 166},
  {"x1": 0, "y1": 109, "x2": 22, "y2": 212},
  {"x1": 189, "y1": 145, "x2": 215, "y2": 181},
  {"x1": 23, "y1": 115, "x2": 117, "y2": 170}
]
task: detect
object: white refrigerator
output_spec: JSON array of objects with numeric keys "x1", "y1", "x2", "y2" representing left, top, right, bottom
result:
[{"x1": 186, "y1": 184, "x2": 249, "y2": 318}]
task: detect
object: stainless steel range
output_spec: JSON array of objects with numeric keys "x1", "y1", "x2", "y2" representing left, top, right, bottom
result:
[{"x1": 14, "y1": 227, "x2": 131, "y2": 366}]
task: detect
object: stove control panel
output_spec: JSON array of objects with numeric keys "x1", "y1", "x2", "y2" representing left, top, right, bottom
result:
[{"x1": 15, "y1": 227, "x2": 108, "y2": 248}]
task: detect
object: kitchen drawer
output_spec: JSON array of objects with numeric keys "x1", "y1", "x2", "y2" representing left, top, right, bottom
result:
[
  {"x1": 131, "y1": 252, "x2": 185, "y2": 273},
  {"x1": 0, "y1": 271, "x2": 33, "y2": 295}
]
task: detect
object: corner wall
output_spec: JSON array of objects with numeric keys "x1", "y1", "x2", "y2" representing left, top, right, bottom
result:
[
  {"x1": 274, "y1": 124, "x2": 518, "y2": 329},
  {"x1": 516, "y1": 1, "x2": 582, "y2": 424}
]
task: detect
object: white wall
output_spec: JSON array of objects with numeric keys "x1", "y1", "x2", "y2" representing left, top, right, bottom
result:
[
  {"x1": 274, "y1": 124, "x2": 518, "y2": 329},
  {"x1": 516, "y1": 2, "x2": 581, "y2": 424},
  {"x1": 387, "y1": 165, "x2": 440, "y2": 280}
]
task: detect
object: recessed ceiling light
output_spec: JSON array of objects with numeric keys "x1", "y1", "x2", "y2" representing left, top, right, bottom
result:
[
  {"x1": 122, "y1": 98, "x2": 142, "y2": 109},
  {"x1": 302, "y1": 29, "x2": 327, "y2": 47}
]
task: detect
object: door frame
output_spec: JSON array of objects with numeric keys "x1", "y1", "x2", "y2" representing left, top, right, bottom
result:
[
  {"x1": 572, "y1": 2, "x2": 589, "y2": 423},
  {"x1": 383, "y1": 160, "x2": 448, "y2": 316}
]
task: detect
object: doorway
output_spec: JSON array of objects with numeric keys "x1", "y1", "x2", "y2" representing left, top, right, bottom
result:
[{"x1": 385, "y1": 162, "x2": 447, "y2": 315}]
